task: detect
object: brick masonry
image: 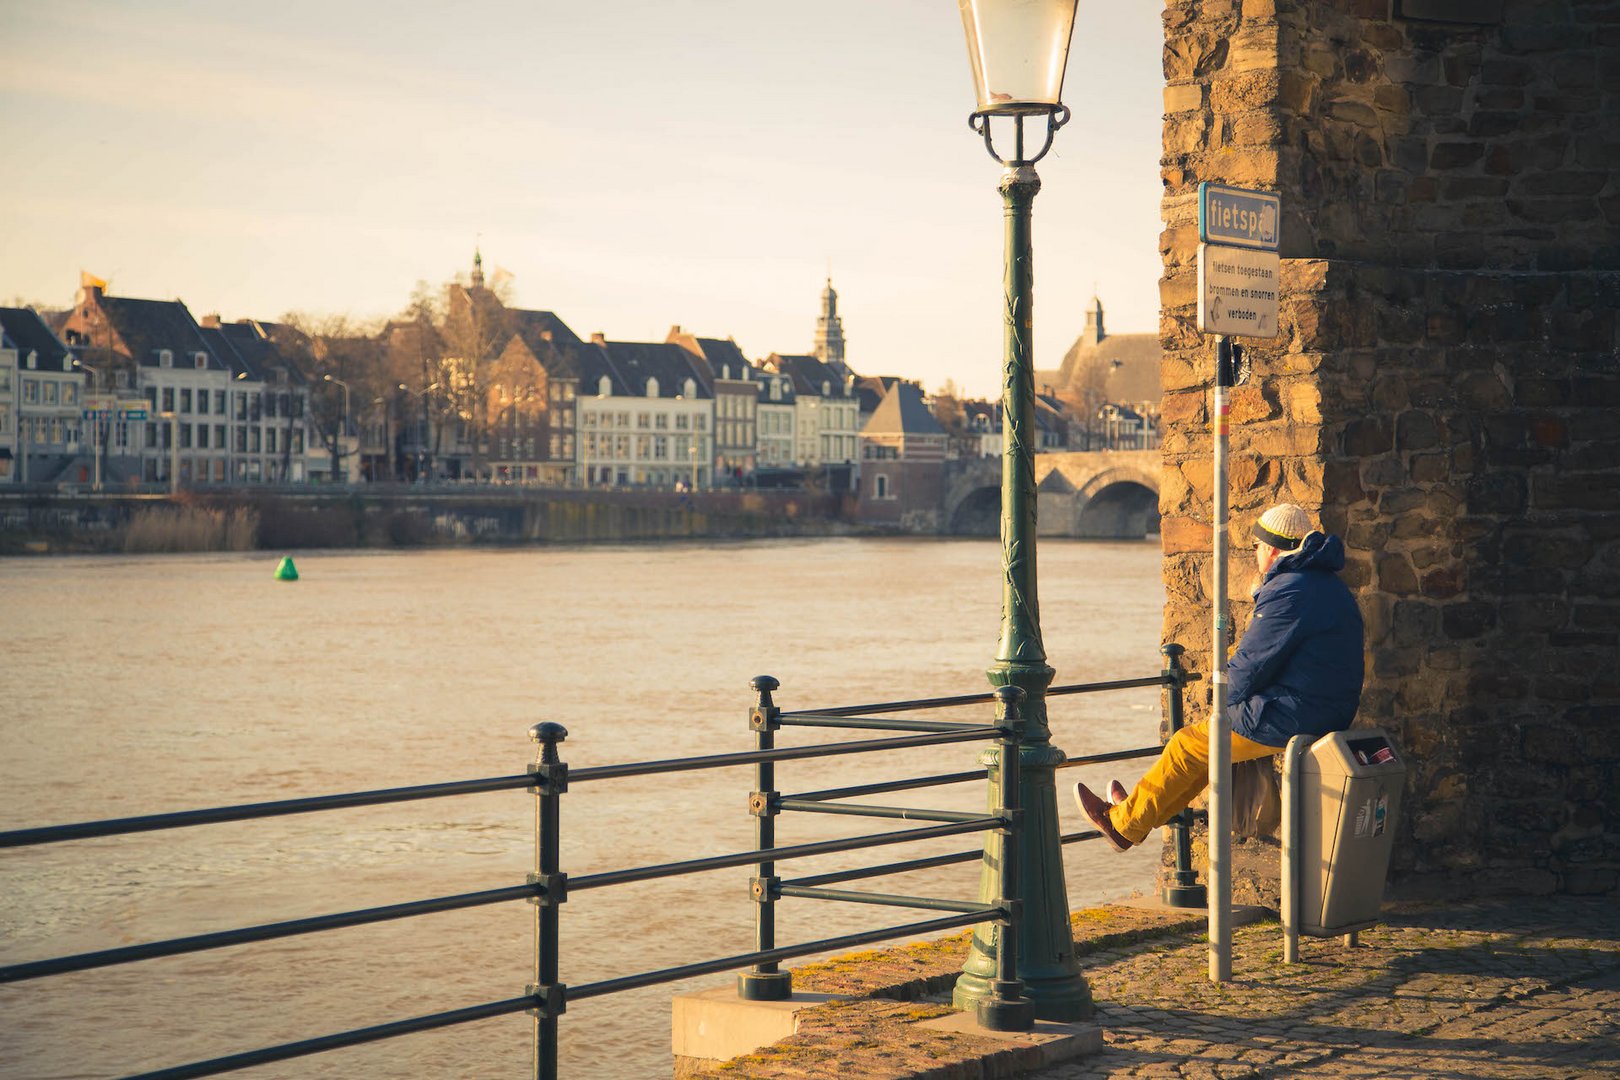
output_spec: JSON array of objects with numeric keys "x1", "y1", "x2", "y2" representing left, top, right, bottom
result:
[{"x1": 1158, "y1": 0, "x2": 1619, "y2": 900}]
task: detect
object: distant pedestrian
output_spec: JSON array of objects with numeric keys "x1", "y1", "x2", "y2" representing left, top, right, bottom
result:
[{"x1": 1075, "y1": 503, "x2": 1365, "y2": 851}]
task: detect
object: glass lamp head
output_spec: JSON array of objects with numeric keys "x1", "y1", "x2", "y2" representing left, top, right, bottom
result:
[{"x1": 959, "y1": 0, "x2": 1078, "y2": 117}]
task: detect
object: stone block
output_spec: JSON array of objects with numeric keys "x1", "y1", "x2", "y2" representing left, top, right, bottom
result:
[
  {"x1": 1163, "y1": 81, "x2": 1205, "y2": 113},
  {"x1": 671, "y1": 988, "x2": 837, "y2": 1063}
]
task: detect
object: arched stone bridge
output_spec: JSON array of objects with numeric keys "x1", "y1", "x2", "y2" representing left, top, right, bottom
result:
[{"x1": 942, "y1": 450, "x2": 1161, "y2": 539}]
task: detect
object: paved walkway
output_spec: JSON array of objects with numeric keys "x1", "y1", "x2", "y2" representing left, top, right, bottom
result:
[
  {"x1": 1040, "y1": 897, "x2": 1620, "y2": 1080},
  {"x1": 688, "y1": 897, "x2": 1620, "y2": 1079}
]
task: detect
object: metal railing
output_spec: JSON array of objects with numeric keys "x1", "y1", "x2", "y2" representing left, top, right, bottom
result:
[{"x1": 0, "y1": 645, "x2": 1199, "y2": 1079}]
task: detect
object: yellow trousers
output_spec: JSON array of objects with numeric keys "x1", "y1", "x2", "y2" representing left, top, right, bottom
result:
[{"x1": 1109, "y1": 719, "x2": 1282, "y2": 845}]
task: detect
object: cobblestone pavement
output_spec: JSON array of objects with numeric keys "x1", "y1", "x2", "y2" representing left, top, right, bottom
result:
[{"x1": 1037, "y1": 898, "x2": 1620, "y2": 1080}]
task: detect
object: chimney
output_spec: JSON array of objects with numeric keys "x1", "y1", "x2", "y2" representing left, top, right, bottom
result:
[
  {"x1": 591, "y1": 332, "x2": 607, "y2": 346},
  {"x1": 202, "y1": 313, "x2": 222, "y2": 329}
]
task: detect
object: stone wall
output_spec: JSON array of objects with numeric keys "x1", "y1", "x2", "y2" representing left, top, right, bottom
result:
[{"x1": 1159, "y1": 0, "x2": 1619, "y2": 900}]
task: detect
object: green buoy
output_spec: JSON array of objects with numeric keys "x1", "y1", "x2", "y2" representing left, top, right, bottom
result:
[{"x1": 274, "y1": 556, "x2": 299, "y2": 581}]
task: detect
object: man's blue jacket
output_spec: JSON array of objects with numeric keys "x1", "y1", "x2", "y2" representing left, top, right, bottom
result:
[{"x1": 1226, "y1": 531, "x2": 1364, "y2": 748}]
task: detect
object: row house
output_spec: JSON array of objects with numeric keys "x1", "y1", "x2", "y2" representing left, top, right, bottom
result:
[
  {"x1": 579, "y1": 336, "x2": 712, "y2": 489},
  {"x1": 753, "y1": 367, "x2": 796, "y2": 470},
  {"x1": 762, "y1": 353, "x2": 859, "y2": 467},
  {"x1": 58, "y1": 284, "x2": 321, "y2": 487},
  {"x1": 667, "y1": 327, "x2": 755, "y2": 483},
  {"x1": 0, "y1": 307, "x2": 82, "y2": 485}
]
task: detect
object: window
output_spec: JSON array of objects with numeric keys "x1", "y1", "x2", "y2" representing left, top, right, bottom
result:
[
  {"x1": 63, "y1": 384, "x2": 77, "y2": 405},
  {"x1": 875, "y1": 475, "x2": 890, "y2": 499},
  {"x1": 159, "y1": 349, "x2": 173, "y2": 368},
  {"x1": 197, "y1": 390, "x2": 209, "y2": 416},
  {"x1": 22, "y1": 379, "x2": 38, "y2": 404},
  {"x1": 683, "y1": 378, "x2": 695, "y2": 398},
  {"x1": 636, "y1": 435, "x2": 651, "y2": 459},
  {"x1": 215, "y1": 424, "x2": 226, "y2": 449},
  {"x1": 250, "y1": 428, "x2": 261, "y2": 453},
  {"x1": 25, "y1": 351, "x2": 36, "y2": 370},
  {"x1": 696, "y1": 415, "x2": 706, "y2": 431},
  {"x1": 637, "y1": 412, "x2": 650, "y2": 429},
  {"x1": 293, "y1": 430, "x2": 304, "y2": 453},
  {"x1": 194, "y1": 352, "x2": 208, "y2": 369},
  {"x1": 115, "y1": 371, "x2": 129, "y2": 389},
  {"x1": 161, "y1": 388, "x2": 174, "y2": 411},
  {"x1": 676, "y1": 414, "x2": 689, "y2": 430},
  {"x1": 655, "y1": 413, "x2": 668, "y2": 430},
  {"x1": 598, "y1": 375, "x2": 612, "y2": 396},
  {"x1": 214, "y1": 390, "x2": 226, "y2": 414},
  {"x1": 267, "y1": 429, "x2": 277, "y2": 454},
  {"x1": 179, "y1": 423, "x2": 192, "y2": 449},
  {"x1": 645, "y1": 377, "x2": 659, "y2": 397},
  {"x1": 43, "y1": 382, "x2": 58, "y2": 405},
  {"x1": 235, "y1": 427, "x2": 247, "y2": 452},
  {"x1": 654, "y1": 436, "x2": 667, "y2": 460},
  {"x1": 180, "y1": 389, "x2": 192, "y2": 413}
]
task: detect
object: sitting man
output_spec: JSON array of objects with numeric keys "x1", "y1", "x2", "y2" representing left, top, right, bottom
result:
[{"x1": 1076, "y1": 502, "x2": 1365, "y2": 851}]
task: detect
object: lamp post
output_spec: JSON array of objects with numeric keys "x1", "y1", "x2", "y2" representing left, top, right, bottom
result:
[
  {"x1": 324, "y1": 374, "x2": 350, "y2": 484},
  {"x1": 70, "y1": 358, "x2": 103, "y2": 492},
  {"x1": 952, "y1": 0, "x2": 1091, "y2": 1024},
  {"x1": 398, "y1": 382, "x2": 439, "y2": 482},
  {"x1": 157, "y1": 411, "x2": 178, "y2": 494}
]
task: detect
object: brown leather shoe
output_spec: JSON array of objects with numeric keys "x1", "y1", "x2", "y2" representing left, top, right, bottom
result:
[
  {"x1": 1075, "y1": 782, "x2": 1134, "y2": 852},
  {"x1": 1108, "y1": 780, "x2": 1129, "y2": 805}
]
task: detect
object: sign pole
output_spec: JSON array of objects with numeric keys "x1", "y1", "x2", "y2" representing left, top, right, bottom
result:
[
  {"x1": 1209, "y1": 334, "x2": 1234, "y2": 983},
  {"x1": 1195, "y1": 181, "x2": 1279, "y2": 984}
]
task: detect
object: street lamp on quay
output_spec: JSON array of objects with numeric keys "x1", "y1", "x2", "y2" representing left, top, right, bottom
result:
[
  {"x1": 70, "y1": 358, "x2": 104, "y2": 492},
  {"x1": 323, "y1": 374, "x2": 351, "y2": 484},
  {"x1": 951, "y1": 0, "x2": 1090, "y2": 1027},
  {"x1": 397, "y1": 381, "x2": 439, "y2": 482}
]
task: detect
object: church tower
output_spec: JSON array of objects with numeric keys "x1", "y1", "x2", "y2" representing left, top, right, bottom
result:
[
  {"x1": 1081, "y1": 295, "x2": 1105, "y2": 346},
  {"x1": 471, "y1": 247, "x2": 485, "y2": 290},
  {"x1": 813, "y1": 277, "x2": 848, "y2": 375}
]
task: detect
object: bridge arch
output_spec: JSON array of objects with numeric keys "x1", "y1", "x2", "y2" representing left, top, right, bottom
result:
[{"x1": 939, "y1": 451, "x2": 1160, "y2": 539}]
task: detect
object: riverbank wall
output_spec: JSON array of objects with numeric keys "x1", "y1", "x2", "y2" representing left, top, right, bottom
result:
[{"x1": 0, "y1": 488, "x2": 856, "y2": 555}]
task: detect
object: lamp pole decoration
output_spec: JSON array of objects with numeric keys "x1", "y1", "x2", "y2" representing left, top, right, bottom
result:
[
  {"x1": 952, "y1": 0, "x2": 1091, "y2": 1024},
  {"x1": 1195, "y1": 181, "x2": 1281, "y2": 982}
]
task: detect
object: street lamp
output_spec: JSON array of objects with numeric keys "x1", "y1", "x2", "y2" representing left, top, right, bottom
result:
[
  {"x1": 70, "y1": 358, "x2": 104, "y2": 492},
  {"x1": 323, "y1": 374, "x2": 351, "y2": 484},
  {"x1": 398, "y1": 381, "x2": 439, "y2": 482},
  {"x1": 951, "y1": 0, "x2": 1089, "y2": 1027}
]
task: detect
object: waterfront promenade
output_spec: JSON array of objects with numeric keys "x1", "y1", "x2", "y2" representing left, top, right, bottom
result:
[{"x1": 686, "y1": 896, "x2": 1620, "y2": 1078}]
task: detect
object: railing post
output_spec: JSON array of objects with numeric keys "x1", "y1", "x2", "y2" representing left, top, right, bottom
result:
[
  {"x1": 977, "y1": 685, "x2": 1034, "y2": 1031},
  {"x1": 1159, "y1": 644, "x2": 1207, "y2": 908},
  {"x1": 527, "y1": 722, "x2": 569, "y2": 1080},
  {"x1": 738, "y1": 675, "x2": 792, "y2": 1000}
]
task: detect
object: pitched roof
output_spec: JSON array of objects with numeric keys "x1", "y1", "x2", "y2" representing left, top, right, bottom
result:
[
  {"x1": 752, "y1": 361, "x2": 796, "y2": 404},
  {"x1": 862, "y1": 381, "x2": 946, "y2": 437},
  {"x1": 593, "y1": 341, "x2": 710, "y2": 399},
  {"x1": 509, "y1": 308, "x2": 583, "y2": 350},
  {"x1": 98, "y1": 296, "x2": 226, "y2": 370},
  {"x1": 767, "y1": 353, "x2": 852, "y2": 399},
  {"x1": 1053, "y1": 330, "x2": 1162, "y2": 404},
  {"x1": 0, "y1": 307, "x2": 74, "y2": 371}
]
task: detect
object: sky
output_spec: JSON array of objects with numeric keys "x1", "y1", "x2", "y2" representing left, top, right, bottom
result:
[{"x1": 0, "y1": 1, "x2": 1165, "y2": 400}]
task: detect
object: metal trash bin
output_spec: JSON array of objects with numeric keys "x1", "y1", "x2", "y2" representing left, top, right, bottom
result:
[{"x1": 1282, "y1": 728, "x2": 1404, "y2": 960}]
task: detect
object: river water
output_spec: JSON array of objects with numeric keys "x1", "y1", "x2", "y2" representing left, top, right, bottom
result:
[{"x1": 0, "y1": 538, "x2": 1166, "y2": 1079}]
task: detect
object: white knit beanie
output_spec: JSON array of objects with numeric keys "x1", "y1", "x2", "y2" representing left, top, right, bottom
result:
[{"x1": 1252, "y1": 503, "x2": 1312, "y2": 551}]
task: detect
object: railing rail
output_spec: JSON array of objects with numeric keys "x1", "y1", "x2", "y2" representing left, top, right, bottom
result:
[{"x1": 0, "y1": 644, "x2": 1200, "y2": 1080}]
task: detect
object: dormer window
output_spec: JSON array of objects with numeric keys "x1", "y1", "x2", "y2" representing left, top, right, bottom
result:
[
  {"x1": 25, "y1": 350, "x2": 37, "y2": 370},
  {"x1": 646, "y1": 376, "x2": 659, "y2": 397},
  {"x1": 822, "y1": 380, "x2": 831, "y2": 395},
  {"x1": 683, "y1": 378, "x2": 696, "y2": 398},
  {"x1": 770, "y1": 380, "x2": 781, "y2": 402},
  {"x1": 598, "y1": 375, "x2": 612, "y2": 397},
  {"x1": 158, "y1": 349, "x2": 173, "y2": 368},
  {"x1": 194, "y1": 352, "x2": 208, "y2": 369},
  {"x1": 721, "y1": 365, "x2": 731, "y2": 380}
]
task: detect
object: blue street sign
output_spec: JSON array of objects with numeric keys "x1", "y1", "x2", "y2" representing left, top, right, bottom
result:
[{"x1": 1199, "y1": 182, "x2": 1280, "y2": 251}]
